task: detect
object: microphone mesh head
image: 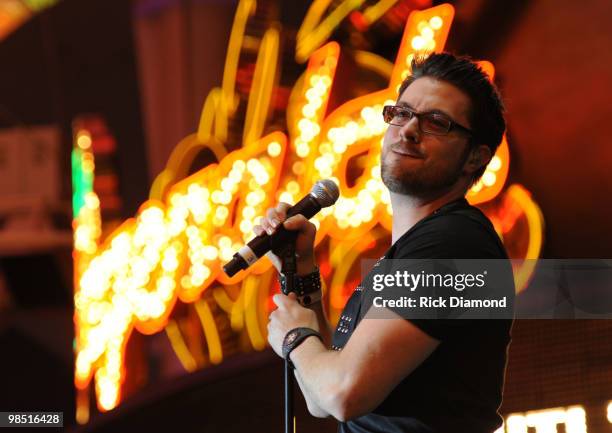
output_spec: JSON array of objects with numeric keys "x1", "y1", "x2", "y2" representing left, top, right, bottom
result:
[{"x1": 310, "y1": 179, "x2": 339, "y2": 208}]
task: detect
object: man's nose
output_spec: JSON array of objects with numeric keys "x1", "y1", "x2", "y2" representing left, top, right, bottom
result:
[{"x1": 398, "y1": 116, "x2": 420, "y2": 143}]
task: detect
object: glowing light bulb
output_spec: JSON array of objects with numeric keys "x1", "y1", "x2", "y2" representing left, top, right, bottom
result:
[
  {"x1": 411, "y1": 36, "x2": 425, "y2": 50},
  {"x1": 267, "y1": 141, "x2": 281, "y2": 157},
  {"x1": 279, "y1": 192, "x2": 294, "y2": 204},
  {"x1": 482, "y1": 172, "x2": 497, "y2": 187},
  {"x1": 421, "y1": 26, "x2": 434, "y2": 39},
  {"x1": 429, "y1": 16, "x2": 443, "y2": 30},
  {"x1": 77, "y1": 132, "x2": 92, "y2": 150},
  {"x1": 292, "y1": 161, "x2": 305, "y2": 174},
  {"x1": 302, "y1": 104, "x2": 317, "y2": 118},
  {"x1": 471, "y1": 181, "x2": 483, "y2": 193},
  {"x1": 489, "y1": 155, "x2": 502, "y2": 171}
]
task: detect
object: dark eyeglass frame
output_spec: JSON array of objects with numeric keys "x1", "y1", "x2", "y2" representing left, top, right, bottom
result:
[{"x1": 382, "y1": 105, "x2": 473, "y2": 137}]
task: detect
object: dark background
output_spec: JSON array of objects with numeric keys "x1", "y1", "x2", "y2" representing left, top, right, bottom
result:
[{"x1": 0, "y1": 0, "x2": 611, "y2": 431}]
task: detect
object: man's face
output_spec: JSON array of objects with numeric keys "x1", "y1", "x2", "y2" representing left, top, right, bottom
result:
[{"x1": 381, "y1": 76, "x2": 473, "y2": 197}]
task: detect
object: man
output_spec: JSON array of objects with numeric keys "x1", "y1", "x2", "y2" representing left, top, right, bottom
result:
[{"x1": 256, "y1": 52, "x2": 513, "y2": 432}]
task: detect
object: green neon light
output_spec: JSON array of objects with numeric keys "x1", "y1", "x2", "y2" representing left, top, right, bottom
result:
[{"x1": 71, "y1": 148, "x2": 93, "y2": 219}]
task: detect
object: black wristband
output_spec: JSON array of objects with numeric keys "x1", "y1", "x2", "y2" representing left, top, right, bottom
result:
[
  {"x1": 282, "y1": 327, "x2": 323, "y2": 367},
  {"x1": 279, "y1": 267, "x2": 322, "y2": 306}
]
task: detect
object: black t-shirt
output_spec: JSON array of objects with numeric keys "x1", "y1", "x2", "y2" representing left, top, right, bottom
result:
[{"x1": 331, "y1": 197, "x2": 514, "y2": 433}]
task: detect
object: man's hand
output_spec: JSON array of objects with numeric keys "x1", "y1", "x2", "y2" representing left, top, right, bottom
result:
[
  {"x1": 267, "y1": 292, "x2": 320, "y2": 357},
  {"x1": 253, "y1": 202, "x2": 317, "y2": 275}
]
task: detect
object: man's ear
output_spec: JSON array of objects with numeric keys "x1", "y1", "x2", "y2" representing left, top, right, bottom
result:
[{"x1": 464, "y1": 144, "x2": 492, "y2": 175}]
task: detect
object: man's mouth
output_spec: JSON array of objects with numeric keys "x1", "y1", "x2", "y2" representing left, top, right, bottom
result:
[{"x1": 390, "y1": 145, "x2": 424, "y2": 159}]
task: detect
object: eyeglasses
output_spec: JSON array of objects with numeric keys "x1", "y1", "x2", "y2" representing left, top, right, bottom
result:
[{"x1": 382, "y1": 105, "x2": 473, "y2": 136}]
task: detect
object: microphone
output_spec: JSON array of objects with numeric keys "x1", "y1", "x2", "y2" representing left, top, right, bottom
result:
[{"x1": 223, "y1": 179, "x2": 339, "y2": 277}]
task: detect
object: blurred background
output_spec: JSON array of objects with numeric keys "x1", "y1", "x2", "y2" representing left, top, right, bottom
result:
[{"x1": 0, "y1": 0, "x2": 611, "y2": 432}]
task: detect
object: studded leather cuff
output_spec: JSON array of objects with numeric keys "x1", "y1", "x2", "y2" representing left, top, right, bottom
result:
[{"x1": 279, "y1": 267, "x2": 322, "y2": 306}]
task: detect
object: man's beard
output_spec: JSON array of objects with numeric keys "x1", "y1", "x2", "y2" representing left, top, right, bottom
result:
[{"x1": 381, "y1": 144, "x2": 470, "y2": 197}]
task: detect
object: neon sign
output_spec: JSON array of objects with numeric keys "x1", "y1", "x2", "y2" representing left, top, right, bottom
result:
[
  {"x1": 494, "y1": 402, "x2": 612, "y2": 433},
  {"x1": 72, "y1": 1, "x2": 544, "y2": 420}
]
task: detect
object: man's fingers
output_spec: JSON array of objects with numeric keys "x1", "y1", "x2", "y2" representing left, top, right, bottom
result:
[
  {"x1": 266, "y1": 208, "x2": 282, "y2": 228},
  {"x1": 260, "y1": 218, "x2": 274, "y2": 235},
  {"x1": 272, "y1": 294, "x2": 286, "y2": 307},
  {"x1": 283, "y1": 215, "x2": 315, "y2": 234},
  {"x1": 260, "y1": 203, "x2": 292, "y2": 235},
  {"x1": 253, "y1": 225, "x2": 265, "y2": 236},
  {"x1": 272, "y1": 293, "x2": 297, "y2": 308},
  {"x1": 275, "y1": 202, "x2": 291, "y2": 218}
]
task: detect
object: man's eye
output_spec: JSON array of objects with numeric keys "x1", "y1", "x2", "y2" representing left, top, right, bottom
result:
[
  {"x1": 395, "y1": 110, "x2": 410, "y2": 118},
  {"x1": 427, "y1": 115, "x2": 450, "y2": 129}
]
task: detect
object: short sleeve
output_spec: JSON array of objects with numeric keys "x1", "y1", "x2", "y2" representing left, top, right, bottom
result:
[{"x1": 388, "y1": 213, "x2": 511, "y2": 341}]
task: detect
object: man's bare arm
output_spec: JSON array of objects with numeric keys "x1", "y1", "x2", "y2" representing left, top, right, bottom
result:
[
  {"x1": 309, "y1": 297, "x2": 332, "y2": 347},
  {"x1": 294, "y1": 297, "x2": 332, "y2": 417},
  {"x1": 288, "y1": 308, "x2": 439, "y2": 421},
  {"x1": 294, "y1": 368, "x2": 331, "y2": 418}
]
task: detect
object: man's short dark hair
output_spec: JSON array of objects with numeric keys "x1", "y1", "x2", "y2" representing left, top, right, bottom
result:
[{"x1": 398, "y1": 52, "x2": 506, "y2": 185}]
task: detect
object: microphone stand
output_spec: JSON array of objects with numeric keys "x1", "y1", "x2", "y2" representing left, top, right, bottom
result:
[{"x1": 272, "y1": 232, "x2": 298, "y2": 433}]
